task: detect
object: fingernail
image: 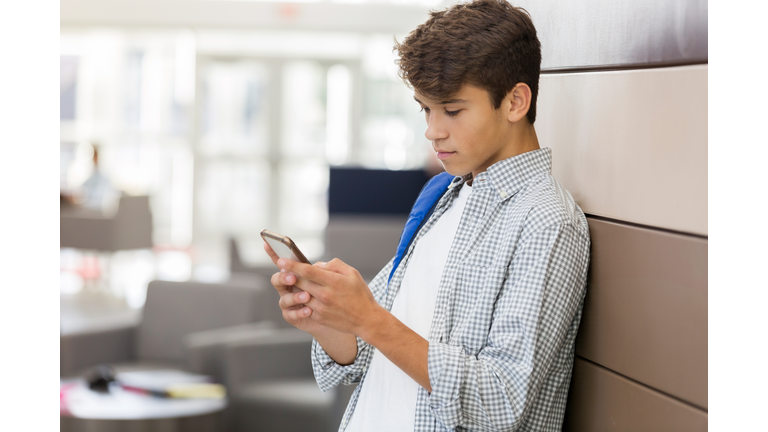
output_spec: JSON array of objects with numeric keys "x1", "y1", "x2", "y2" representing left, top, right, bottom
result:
[
  {"x1": 277, "y1": 259, "x2": 286, "y2": 268},
  {"x1": 304, "y1": 308, "x2": 311, "y2": 316},
  {"x1": 280, "y1": 269, "x2": 285, "y2": 273},
  {"x1": 300, "y1": 292, "x2": 309, "y2": 302},
  {"x1": 320, "y1": 262, "x2": 327, "y2": 267}
]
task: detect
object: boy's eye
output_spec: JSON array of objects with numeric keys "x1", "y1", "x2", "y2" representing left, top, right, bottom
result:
[
  {"x1": 445, "y1": 109, "x2": 460, "y2": 117},
  {"x1": 419, "y1": 106, "x2": 459, "y2": 117}
]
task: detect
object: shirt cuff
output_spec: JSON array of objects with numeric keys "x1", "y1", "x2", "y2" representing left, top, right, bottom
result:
[
  {"x1": 312, "y1": 338, "x2": 337, "y2": 371},
  {"x1": 311, "y1": 337, "x2": 369, "y2": 391},
  {"x1": 427, "y1": 342, "x2": 465, "y2": 428}
]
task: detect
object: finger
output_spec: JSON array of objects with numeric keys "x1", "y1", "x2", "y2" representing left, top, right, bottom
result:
[
  {"x1": 283, "y1": 306, "x2": 313, "y2": 321},
  {"x1": 263, "y1": 242, "x2": 281, "y2": 266},
  {"x1": 291, "y1": 274, "x2": 328, "y2": 299},
  {"x1": 271, "y1": 271, "x2": 289, "y2": 288},
  {"x1": 278, "y1": 291, "x2": 311, "y2": 310},
  {"x1": 278, "y1": 258, "x2": 340, "y2": 290},
  {"x1": 313, "y1": 258, "x2": 361, "y2": 281},
  {"x1": 265, "y1": 247, "x2": 313, "y2": 288},
  {"x1": 270, "y1": 271, "x2": 297, "y2": 296},
  {"x1": 321, "y1": 257, "x2": 357, "y2": 277},
  {"x1": 273, "y1": 268, "x2": 308, "y2": 291},
  {"x1": 279, "y1": 271, "x2": 299, "y2": 287}
]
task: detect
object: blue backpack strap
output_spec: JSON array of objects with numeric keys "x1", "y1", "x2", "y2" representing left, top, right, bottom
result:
[{"x1": 387, "y1": 172, "x2": 455, "y2": 286}]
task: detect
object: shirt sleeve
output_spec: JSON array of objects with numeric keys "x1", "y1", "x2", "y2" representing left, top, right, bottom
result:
[
  {"x1": 426, "y1": 221, "x2": 590, "y2": 430},
  {"x1": 311, "y1": 258, "x2": 395, "y2": 392}
]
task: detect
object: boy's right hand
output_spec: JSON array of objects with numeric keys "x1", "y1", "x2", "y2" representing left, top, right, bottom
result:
[
  {"x1": 264, "y1": 242, "x2": 324, "y2": 335},
  {"x1": 264, "y1": 242, "x2": 359, "y2": 365}
]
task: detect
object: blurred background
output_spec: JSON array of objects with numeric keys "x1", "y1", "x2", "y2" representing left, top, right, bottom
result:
[{"x1": 60, "y1": 0, "x2": 445, "y2": 309}]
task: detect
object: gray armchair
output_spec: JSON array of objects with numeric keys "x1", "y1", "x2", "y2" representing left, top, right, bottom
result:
[
  {"x1": 60, "y1": 278, "x2": 279, "y2": 378},
  {"x1": 184, "y1": 321, "x2": 278, "y2": 385},
  {"x1": 221, "y1": 328, "x2": 357, "y2": 432}
]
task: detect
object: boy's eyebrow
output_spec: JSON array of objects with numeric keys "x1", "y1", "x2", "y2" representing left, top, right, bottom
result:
[
  {"x1": 438, "y1": 98, "x2": 468, "y2": 104},
  {"x1": 413, "y1": 96, "x2": 468, "y2": 105}
]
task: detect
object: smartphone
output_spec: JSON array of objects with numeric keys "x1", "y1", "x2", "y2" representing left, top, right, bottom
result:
[{"x1": 260, "y1": 229, "x2": 311, "y2": 264}]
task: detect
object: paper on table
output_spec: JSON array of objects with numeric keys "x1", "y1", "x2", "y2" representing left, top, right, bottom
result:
[
  {"x1": 166, "y1": 383, "x2": 226, "y2": 399},
  {"x1": 117, "y1": 370, "x2": 212, "y2": 393}
]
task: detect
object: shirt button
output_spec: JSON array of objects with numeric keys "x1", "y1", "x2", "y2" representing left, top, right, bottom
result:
[{"x1": 499, "y1": 190, "x2": 508, "y2": 198}]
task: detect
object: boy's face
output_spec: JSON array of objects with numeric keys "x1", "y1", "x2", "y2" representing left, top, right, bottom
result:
[{"x1": 415, "y1": 84, "x2": 519, "y2": 178}]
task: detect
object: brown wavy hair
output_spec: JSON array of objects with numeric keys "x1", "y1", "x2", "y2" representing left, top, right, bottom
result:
[{"x1": 394, "y1": 0, "x2": 541, "y2": 124}]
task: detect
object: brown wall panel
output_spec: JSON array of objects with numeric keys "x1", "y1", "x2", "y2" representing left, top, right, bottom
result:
[
  {"x1": 537, "y1": 66, "x2": 708, "y2": 235},
  {"x1": 564, "y1": 358, "x2": 707, "y2": 432},
  {"x1": 519, "y1": 0, "x2": 708, "y2": 71},
  {"x1": 576, "y1": 218, "x2": 708, "y2": 409}
]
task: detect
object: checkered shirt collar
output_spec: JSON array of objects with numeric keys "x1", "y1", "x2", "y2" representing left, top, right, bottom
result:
[{"x1": 454, "y1": 147, "x2": 552, "y2": 200}]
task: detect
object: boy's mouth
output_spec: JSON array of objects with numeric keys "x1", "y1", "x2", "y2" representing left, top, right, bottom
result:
[{"x1": 436, "y1": 151, "x2": 455, "y2": 160}]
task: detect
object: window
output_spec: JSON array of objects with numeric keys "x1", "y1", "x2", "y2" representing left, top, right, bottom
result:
[{"x1": 60, "y1": 28, "x2": 432, "y2": 305}]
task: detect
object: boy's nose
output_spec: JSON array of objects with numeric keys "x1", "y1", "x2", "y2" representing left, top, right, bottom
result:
[{"x1": 424, "y1": 113, "x2": 448, "y2": 142}]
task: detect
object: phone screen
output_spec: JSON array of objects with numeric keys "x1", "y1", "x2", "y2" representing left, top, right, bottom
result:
[
  {"x1": 260, "y1": 229, "x2": 310, "y2": 264},
  {"x1": 263, "y1": 237, "x2": 301, "y2": 262}
]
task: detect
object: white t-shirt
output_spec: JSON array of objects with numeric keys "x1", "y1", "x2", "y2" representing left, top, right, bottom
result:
[{"x1": 345, "y1": 182, "x2": 472, "y2": 431}]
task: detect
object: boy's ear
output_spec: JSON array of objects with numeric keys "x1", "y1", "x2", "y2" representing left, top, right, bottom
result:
[{"x1": 504, "y1": 83, "x2": 532, "y2": 123}]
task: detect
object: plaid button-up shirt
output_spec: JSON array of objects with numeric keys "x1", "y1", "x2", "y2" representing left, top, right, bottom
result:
[{"x1": 312, "y1": 148, "x2": 591, "y2": 431}]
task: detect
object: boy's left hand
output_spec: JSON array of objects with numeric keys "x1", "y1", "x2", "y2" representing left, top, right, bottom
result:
[{"x1": 276, "y1": 257, "x2": 384, "y2": 337}]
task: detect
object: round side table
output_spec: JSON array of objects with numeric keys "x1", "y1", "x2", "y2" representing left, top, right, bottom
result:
[{"x1": 61, "y1": 378, "x2": 227, "y2": 432}]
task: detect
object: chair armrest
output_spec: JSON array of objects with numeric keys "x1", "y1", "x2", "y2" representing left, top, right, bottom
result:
[
  {"x1": 184, "y1": 321, "x2": 277, "y2": 383},
  {"x1": 60, "y1": 324, "x2": 138, "y2": 378},
  {"x1": 224, "y1": 328, "x2": 315, "y2": 392},
  {"x1": 225, "y1": 274, "x2": 290, "y2": 328}
]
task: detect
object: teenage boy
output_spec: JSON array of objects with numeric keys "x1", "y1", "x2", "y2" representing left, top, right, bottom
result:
[{"x1": 265, "y1": 0, "x2": 590, "y2": 430}]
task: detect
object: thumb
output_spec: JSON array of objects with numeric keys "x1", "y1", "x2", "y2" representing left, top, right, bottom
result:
[{"x1": 322, "y1": 257, "x2": 357, "y2": 276}]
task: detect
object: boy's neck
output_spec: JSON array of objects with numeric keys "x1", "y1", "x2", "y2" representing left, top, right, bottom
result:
[
  {"x1": 470, "y1": 124, "x2": 541, "y2": 182},
  {"x1": 513, "y1": 123, "x2": 541, "y2": 156}
]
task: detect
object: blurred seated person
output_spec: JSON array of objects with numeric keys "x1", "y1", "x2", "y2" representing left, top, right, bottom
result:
[
  {"x1": 63, "y1": 144, "x2": 119, "y2": 212},
  {"x1": 80, "y1": 145, "x2": 118, "y2": 210}
]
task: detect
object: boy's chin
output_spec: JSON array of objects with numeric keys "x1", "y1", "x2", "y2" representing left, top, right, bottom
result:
[{"x1": 442, "y1": 164, "x2": 470, "y2": 178}]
